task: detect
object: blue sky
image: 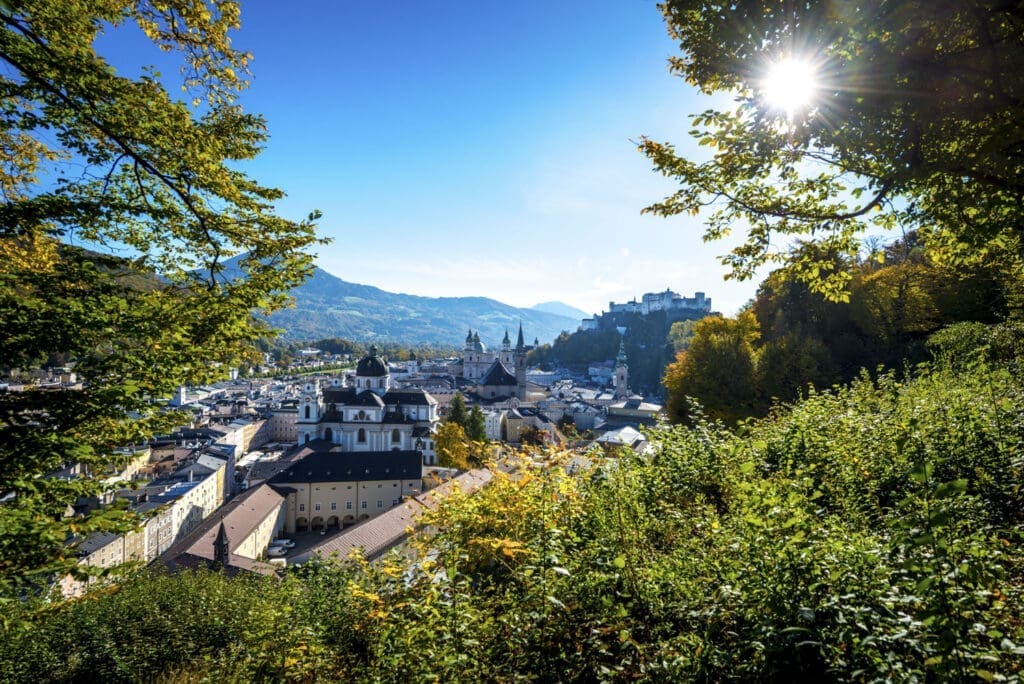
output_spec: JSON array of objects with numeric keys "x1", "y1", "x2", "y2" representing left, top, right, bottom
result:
[{"x1": 105, "y1": 1, "x2": 764, "y2": 317}]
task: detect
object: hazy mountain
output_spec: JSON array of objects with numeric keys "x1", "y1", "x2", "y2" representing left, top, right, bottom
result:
[
  {"x1": 531, "y1": 301, "x2": 590, "y2": 321},
  {"x1": 218, "y1": 256, "x2": 580, "y2": 346}
]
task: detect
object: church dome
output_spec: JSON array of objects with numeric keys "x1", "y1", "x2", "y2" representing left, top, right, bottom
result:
[{"x1": 356, "y1": 346, "x2": 388, "y2": 377}]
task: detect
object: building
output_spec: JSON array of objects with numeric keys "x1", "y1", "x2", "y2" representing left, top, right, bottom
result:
[
  {"x1": 296, "y1": 347, "x2": 440, "y2": 464},
  {"x1": 270, "y1": 440, "x2": 424, "y2": 532},
  {"x1": 581, "y1": 288, "x2": 713, "y2": 329},
  {"x1": 461, "y1": 328, "x2": 520, "y2": 381}
]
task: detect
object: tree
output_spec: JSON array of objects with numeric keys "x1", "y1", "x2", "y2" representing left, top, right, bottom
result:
[
  {"x1": 0, "y1": 1, "x2": 322, "y2": 600},
  {"x1": 435, "y1": 422, "x2": 470, "y2": 470},
  {"x1": 519, "y1": 425, "x2": 547, "y2": 447},
  {"x1": 662, "y1": 311, "x2": 760, "y2": 424},
  {"x1": 641, "y1": 0, "x2": 1024, "y2": 301},
  {"x1": 446, "y1": 392, "x2": 468, "y2": 428},
  {"x1": 465, "y1": 405, "x2": 487, "y2": 443},
  {"x1": 556, "y1": 414, "x2": 578, "y2": 439}
]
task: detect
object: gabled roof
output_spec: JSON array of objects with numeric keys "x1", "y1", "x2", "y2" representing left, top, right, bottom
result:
[{"x1": 480, "y1": 360, "x2": 517, "y2": 387}]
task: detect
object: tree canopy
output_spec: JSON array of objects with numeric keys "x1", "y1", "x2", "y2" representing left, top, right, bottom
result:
[
  {"x1": 0, "y1": 0, "x2": 321, "y2": 599},
  {"x1": 642, "y1": 0, "x2": 1024, "y2": 300}
]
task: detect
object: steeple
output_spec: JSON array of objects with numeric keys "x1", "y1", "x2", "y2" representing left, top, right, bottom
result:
[
  {"x1": 614, "y1": 334, "x2": 629, "y2": 400},
  {"x1": 514, "y1": 323, "x2": 527, "y2": 401},
  {"x1": 502, "y1": 328, "x2": 511, "y2": 350},
  {"x1": 616, "y1": 337, "x2": 628, "y2": 368},
  {"x1": 213, "y1": 521, "x2": 230, "y2": 567}
]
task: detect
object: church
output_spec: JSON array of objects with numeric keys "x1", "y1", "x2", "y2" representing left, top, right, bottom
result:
[
  {"x1": 463, "y1": 324, "x2": 530, "y2": 401},
  {"x1": 462, "y1": 326, "x2": 523, "y2": 381},
  {"x1": 295, "y1": 347, "x2": 440, "y2": 464}
]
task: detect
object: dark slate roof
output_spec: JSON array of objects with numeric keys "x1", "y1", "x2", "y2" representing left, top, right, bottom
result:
[
  {"x1": 356, "y1": 353, "x2": 388, "y2": 377},
  {"x1": 322, "y1": 388, "x2": 385, "y2": 408},
  {"x1": 480, "y1": 360, "x2": 517, "y2": 387},
  {"x1": 384, "y1": 389, "x2": 436, "y2": 406},
  {"x1": 270, "y1": 443, "x2": 422, "y2": 484}
]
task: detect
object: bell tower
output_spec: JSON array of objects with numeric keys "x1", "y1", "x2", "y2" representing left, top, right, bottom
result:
[{"x1": 614, "y1": 336, "x2": 629, "y2": 400}]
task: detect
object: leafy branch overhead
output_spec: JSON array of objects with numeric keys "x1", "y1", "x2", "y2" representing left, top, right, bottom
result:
[
  {"x1": 0, "y1": 0, "x2": 324, "y2": 598},
  {"x1": 641, "y1": 0, "x2": 1024, "y2": 299}
]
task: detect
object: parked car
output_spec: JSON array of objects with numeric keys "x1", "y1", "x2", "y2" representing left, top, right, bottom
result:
[
  {"x1": 267, "y1": 546, "x2": 288, "y2": 557},
  {"x1": 271, "y1": 538, "x2": 295, "y2": 549}
]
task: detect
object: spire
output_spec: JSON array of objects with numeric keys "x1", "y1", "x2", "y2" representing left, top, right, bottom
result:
[
  {"x1": 616, "y1": 337, "x2": 628, "y2": 368},
  {"x1": 214, "y1": 521, "x2": 230, "y2": 567},
  {"x1": 516, "y1": 322, "x2": 525, "y2": 352},
  {"x1": 466, "y1": 328, "x2": 473, "y2": 344},
  {"x1": 502, "y1": 328, "x2": 511, "y2": 349}
]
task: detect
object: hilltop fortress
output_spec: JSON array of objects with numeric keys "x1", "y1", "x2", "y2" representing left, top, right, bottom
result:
[{"x1": 581, "y1": 288, "x2": 712, "y2": 331}]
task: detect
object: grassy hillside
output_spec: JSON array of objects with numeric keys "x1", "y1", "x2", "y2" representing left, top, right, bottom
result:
[{"x1": 4, "y1": 345, "x2": 1022, "y2": 681}]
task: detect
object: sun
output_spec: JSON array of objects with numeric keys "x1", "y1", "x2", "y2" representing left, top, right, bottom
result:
[{"x1": 761, "y1": 57, "x2": 818, "y2": 117}]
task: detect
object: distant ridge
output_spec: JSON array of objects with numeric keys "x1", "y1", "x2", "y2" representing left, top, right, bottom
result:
[
  {"x1": 217, "y1": 255, "x2": 579, "y2": 345},
  {"x1": 530, "y1": 301, "x2": 589, "y2": 321}
]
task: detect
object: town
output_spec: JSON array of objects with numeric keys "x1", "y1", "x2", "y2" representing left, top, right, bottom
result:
[{"x1": 4, "y1": 291, "x2": 699, "y2": 597}]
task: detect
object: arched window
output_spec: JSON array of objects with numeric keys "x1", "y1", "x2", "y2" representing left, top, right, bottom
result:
[
  {"x1": 357, "y1": 428, "x2": 366, "y2": 443},
  {"x1": 304, "y1": 433, "x2": 310, "y2": 444},
  {"x1": 324, "y1": 427, "x2": 333, "y2": 442},
  {"x1": 357, "y1": 410, "x2": 366, "y2": 421},
  {"x1": 391, "y1": 429, "x2": 400, "y2": 443},
  {"x1": 304, "y1": 405, "x2": 310, "y2": 420}
]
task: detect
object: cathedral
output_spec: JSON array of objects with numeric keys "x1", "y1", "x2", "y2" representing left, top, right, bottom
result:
[
  {"x1": 295, "y1": 347, "x2": 440, "y2": 464},
  {"x1": 462, "y1": 327, "x2": 521, "y2": 381},
  {"x1": 464, "y1": 324, "x2": 530, "y2": 401}
]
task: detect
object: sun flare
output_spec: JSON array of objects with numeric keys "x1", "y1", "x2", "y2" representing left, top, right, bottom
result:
[{"x1": 762, "y1": 58, "x2": 818, "y2": 116}]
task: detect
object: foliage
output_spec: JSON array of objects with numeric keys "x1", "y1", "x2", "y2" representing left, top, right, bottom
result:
[
  {"x1": 519, "y1": 424, "x2": 547, "y2": 447},
  {"x1": 0, "y1": 0, "x2": 322, "y2": 600},
  {"x1": 662, "y1": 311, "x2": 760, "y2": 423},
  {"x1": 641, "y1": 0, "x2": 1024, "y2": 299},
  {"x1": 664, "y1": 241, "x2": 1015, "y2": 424},
  {"x1": 446, "y1": 392, "x2": 468, "y2": 428},
  {"x1": 435, "y1": 422, "x2": 471, "y2": 470},
  {"x1": 3, "y1": 358, "x2": 1023, "y2": 680},
  {"x1": 529, "y1": 310, "x2": 699, "y2": 394},
  {"x1": 465, "y1": 405, "x2": 487, "y2": 443}
]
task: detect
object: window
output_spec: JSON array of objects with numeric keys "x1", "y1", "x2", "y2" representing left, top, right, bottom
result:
[
  {"x1": 314, "y1": 503, "x2": 321, "y2": 512},
  {"x1": 346, "y1": 501, "x2": 352, "y2": 510},
  {"x1": 299, "y1": 503, "x2": 305, "y2": 512},
  {"x1": 357, "y1": 428, "x2": 366, "y2": 443},
  {"x1": 392, "y1": 499, "x2": 399, "y2": 506},
  {"x1": 361, "y1": 501, "x2": 367, "y2": 509},
  {"x1": 304, "y1": 405, "x2": 310, "y2": 419},
  {"x1": 392, "y1": 429, "x2": 400, "y2": 443},
  {"x1": 331, "y1": 502, "x2": 337, "y2": 511},
  {"x1": 377, "y1": 500, "x2": 383, "y2": 508}
]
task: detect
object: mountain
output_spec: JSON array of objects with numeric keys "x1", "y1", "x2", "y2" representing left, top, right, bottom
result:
[
  {"x1": 531, "y1": 301, "x2": 590, "y2": 321},
  {"x1": 221, "y1": 257, "x2": 580, "y2": 346}
]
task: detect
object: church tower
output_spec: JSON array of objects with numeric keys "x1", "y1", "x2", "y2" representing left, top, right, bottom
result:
[
  {"x1": 514, "y1": 323, "x2": 527, "y2": 401},
  {"x1": 499, "y1": 328, "x2": 515, "y2": 370},
  {"x1": 213, "y1": 521, "x2": 230, "y2": 568},
  {"x1": 614, "y1": 336, "x2": 629, "y2": 400},
  {"x1": 297, "y1": 378, "x2": 321, "y2": 445}
]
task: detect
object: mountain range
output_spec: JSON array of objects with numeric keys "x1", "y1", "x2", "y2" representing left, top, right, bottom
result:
[{"x1": 232, "y1": 257, "x2": 582, "y2": 346}]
